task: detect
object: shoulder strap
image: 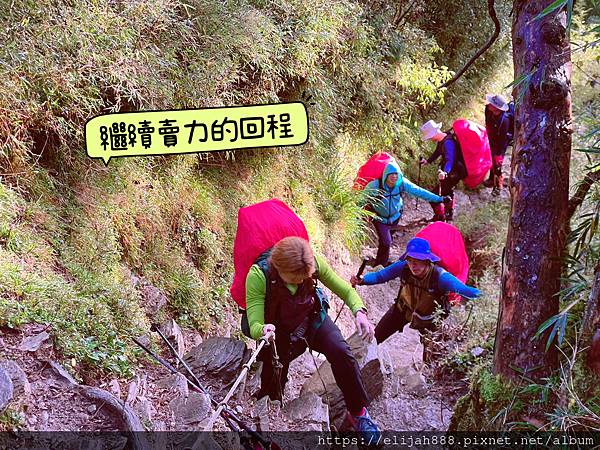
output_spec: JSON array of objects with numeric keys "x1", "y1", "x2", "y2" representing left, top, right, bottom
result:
[{"x1": 254, "y1": 248, "x2": 272, "y2": 276}]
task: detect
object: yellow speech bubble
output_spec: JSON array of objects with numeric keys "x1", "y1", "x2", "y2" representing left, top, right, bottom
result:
[{"x1": 85, "y1": 102, "x2": 309, "y2": 165}]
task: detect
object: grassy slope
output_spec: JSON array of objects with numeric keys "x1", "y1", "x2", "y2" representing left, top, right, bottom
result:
[{"x1": 0, "y1": 0, "x2": 512, "y2": 379}]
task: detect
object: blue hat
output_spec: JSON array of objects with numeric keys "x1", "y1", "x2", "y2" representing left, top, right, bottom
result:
[{"x1": 400, "y1": 238, "x2": 440, "y2": 262}]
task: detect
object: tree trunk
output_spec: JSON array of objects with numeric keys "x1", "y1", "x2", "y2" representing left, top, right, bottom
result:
[{"x1": 493, "y1": 0, "x2": 572, "y2": 382}]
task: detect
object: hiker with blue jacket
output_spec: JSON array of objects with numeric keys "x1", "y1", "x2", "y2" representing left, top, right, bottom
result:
[
  {"x1": 364, "y1": 159, "x2": 446, "y2": 268},
  {"x1": 351, "y1": 238, "x2": 480, "y2": 350}
]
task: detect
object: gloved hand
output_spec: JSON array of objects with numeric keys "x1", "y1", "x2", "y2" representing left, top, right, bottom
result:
[
  {"x1": 262, "y1": 324, "x2": 276, "y2": 341},
  {"x1": 355, "y1": 310, "x2": 374, "y2": 341},
  {"x1": 438, "y1": 170, "x2": 447, "y2": 180},
  {"x1": 350, "y1": 275, "x2": 364, "y2": 287}
]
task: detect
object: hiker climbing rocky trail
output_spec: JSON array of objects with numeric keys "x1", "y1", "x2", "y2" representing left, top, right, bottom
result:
[{"x1": 0, "y1": 179, "x2": 507, "y2": 445}]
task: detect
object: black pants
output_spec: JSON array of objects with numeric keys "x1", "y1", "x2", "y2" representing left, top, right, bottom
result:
[
  {"x1": 257, "y1": 315, "x2": 368, "y2": 415},
  {"x1": 429, "y1": 166, "x2": 466, "y2": 217},
  {"x1": 373, "y1": 218, "x2": 400, "y2": 267},
  {"x1": 374, "y1": 303, "x2": 437, "y2": 344}
]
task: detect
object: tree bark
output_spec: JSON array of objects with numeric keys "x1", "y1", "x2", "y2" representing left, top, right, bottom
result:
[{"x1": 493, "y1": 0, "x2": 573, "y2": 382}]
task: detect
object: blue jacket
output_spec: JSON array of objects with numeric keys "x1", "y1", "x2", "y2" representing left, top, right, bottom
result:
[
  {"x1": 365, "y1": 161, "x2": 443, "y2": 225},
  {"x1": 362, "y1": 260, "x2": 481, "y2": 299},
  {"x1": 426, "y1": 135, "x2": 460, "y2": 174}
]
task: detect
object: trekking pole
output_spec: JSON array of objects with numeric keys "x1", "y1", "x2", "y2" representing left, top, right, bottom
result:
[
  {"x1": 204, "y1": 335, "x2": 271, "y2": 431},
  {"x1": 270, "y1": 340, "x2": 284, "y2": 405},
  {"x1": 151, "y1": 324, "x2": 206, "y2": 393},
  {"x1": 334, "y1": 257, "x2": 369, "y2": 324},
  {"x1": 132, "y1": 337, "x2": 275, "y2": 448},
  {"x1": 416, "y1": 154, "x2": 423, "y2": 209}
]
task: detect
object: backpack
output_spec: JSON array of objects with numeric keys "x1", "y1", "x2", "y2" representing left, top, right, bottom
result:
[
  {"x1": 397, "y1": 264, "x2": 450, "y2": 330},
  {"x1": 254, "y1": 249, "x2": 330, "y2": 337},
  {"x1": 415, "y1": 221, "x2": 470, "y2": 306},
  {"x1": 451, "y1": 119, "x2": 492, "y2": 189},
  {"x1": 230, "y1": 199, "x2": 309, "y2": 309},
  {"x1": 353, "y1": 152, "x2": 396, "y2": 190}
]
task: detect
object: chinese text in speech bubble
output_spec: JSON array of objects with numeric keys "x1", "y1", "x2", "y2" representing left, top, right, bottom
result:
[{"x1": 85, "y1": 102, "x2": 309, "y2": 165}]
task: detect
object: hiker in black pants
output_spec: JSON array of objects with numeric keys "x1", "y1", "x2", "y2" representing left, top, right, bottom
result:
[
  {"x1": 484, "y1": 94, "x2": 513, "y2": 196},
  {"x1": 351, "y1": 238, "x2": 480, "y2": 361},
  {"x1": 419, "y1": 120, "x2": 468, "y2": 222},
  {"x1": 244, "y1": 236, "x2": 381, "y2": 440}
]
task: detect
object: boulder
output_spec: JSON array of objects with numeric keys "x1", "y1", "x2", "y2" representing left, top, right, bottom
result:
[
  {"x1": 0, "y1": 361, "x2": 31, "y2": 400},
  {"x1": 283, "y1": 393, "x2": 329, "y2": 431},
  {"x1": 0, "y1": 367, "x2": 14, "y2": 412}
]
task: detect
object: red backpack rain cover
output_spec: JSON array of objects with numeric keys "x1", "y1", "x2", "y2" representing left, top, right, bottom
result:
[
  {"x1": 230, "y1": 199, "x2": 309, "y2": 308},
  {"x1": 452, "y1": 119, "x2": 492, "y2": 189},
  {"x1": 416, "y1": 221, "x2": 469, "y2": 305},
  {"x1": 353, "y1": 152, "x2": 395, "y2": 190}
]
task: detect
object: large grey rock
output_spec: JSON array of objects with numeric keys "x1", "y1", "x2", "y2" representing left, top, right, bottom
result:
[
  {"x1": 300, "y1": 333, "x2": 384, "y2": 427},
  {"x1": 184, "y1": 337, "x2": 248, "y2": 393},
  {"x1": 284, "y1": 393, "x2": 329, "y2": 431},
  {"x1": 0, "y1": 361, "x2": 31, "y2": 399},
  {"x1": 0, "y1": 367, "x2": 14, "y2": 412},
  {"x1": 168, "y1": 391, "x2": 211, "y2": 428}
]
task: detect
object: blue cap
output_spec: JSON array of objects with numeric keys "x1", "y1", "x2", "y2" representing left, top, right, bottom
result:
[{"x1": 400, "y1": 237, "x2": 440, "y2": 262}]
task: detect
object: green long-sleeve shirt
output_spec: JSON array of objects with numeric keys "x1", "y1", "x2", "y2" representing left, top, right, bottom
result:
[{"x1": 245, "y1": 254, "x2": 365, "y2": 340}]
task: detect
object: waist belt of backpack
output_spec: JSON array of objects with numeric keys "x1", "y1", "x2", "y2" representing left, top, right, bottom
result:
[
  {"x1": 395, "y1": 298, "x2": 434, "y2": 322},
  {"x1": 412, "y1": 311, "x2": 434, "y2": 321},
  {"x1": 289, "y1": 314, "x2": 312, "y2": 344}
]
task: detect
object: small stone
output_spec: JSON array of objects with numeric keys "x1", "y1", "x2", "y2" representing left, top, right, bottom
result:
[
  {"x1": 108, "y1": 379, "x2": 121, "y2": 399},
  {"x1": 87, "y1": 404, "x2": 97, "y2": 414},
  {"x1": 46, "y1": 360, "x2": 78, "y2": 386},
  {"x1": 19, "y1": 331, "x2": 50, "y2": 352},
  {"x1": 471, "y1": 347, "x2": 485, "y2": 357}
]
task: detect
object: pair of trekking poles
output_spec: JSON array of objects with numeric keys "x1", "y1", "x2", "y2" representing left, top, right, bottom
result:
[{"x1": 133, "y1": 325, "x2": 281, "y2": 449}]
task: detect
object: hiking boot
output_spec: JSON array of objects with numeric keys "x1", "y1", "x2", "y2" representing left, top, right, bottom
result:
[
  {"x1": 492, "y1": 186, "x2": 500, "y2": 196},
  {"x1": 346, "y1": 407, "x2": 382, "y2": 446},
  {"x1": 444, "y1": 209, "x2": 453, "y2": 222},
  {"x1": 483, "y1": 175, "x2": 494, "y2": 188}
]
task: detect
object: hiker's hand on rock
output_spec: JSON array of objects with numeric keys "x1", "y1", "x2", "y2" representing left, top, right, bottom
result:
[
  {"x1": 350, "y1": 275, "x2": 363, "y2": 287},
  {"x1": 438, "y1": 170, "x2": 447, "y2": 180},
  {"x1": 262, "y1": 324, "x2": 276, "y2": 341},
  {"x1": 355, "y1": 310, "x2": 374, "y2": 341}
]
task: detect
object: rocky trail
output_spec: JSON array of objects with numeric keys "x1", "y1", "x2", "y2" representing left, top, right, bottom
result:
[{"x1": 0, "y1": 181, "x2": 508, "y2": 447}]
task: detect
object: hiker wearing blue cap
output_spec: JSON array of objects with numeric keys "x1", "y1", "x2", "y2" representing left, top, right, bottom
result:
[
  {"x1": 364, "y1": 159, "x2": 447, "y2": 268},
  {"x1": 351, "y1": 237, "x2": 481, "y2": 348}
]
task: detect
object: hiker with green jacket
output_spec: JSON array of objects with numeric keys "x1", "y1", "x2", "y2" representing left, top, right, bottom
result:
[
  {"x1": 364, "y1": 160, "x2": 446, "y2": 268},
  {"x1": 246, "y1": 236, "x2": 381, "y2": 440}
]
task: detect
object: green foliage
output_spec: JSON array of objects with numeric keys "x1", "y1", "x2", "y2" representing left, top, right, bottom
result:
[{"x1": 0, "y1": 0, "x2": 521, "y2": 381}]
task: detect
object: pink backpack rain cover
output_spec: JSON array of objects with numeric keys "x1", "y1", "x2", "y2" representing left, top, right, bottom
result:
[
  {"x1": 452, "y1": 119, "x2": 492, "y2": 189},
  {"x1": 353, "y1": 152, "x2": 395, "y2": 190},
  {"x1": 416, "y1": 221, "x2": 469, "y2": 305},
  {"x1": 230, "y1": 199, "x2": 309, "y2": 308}
]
